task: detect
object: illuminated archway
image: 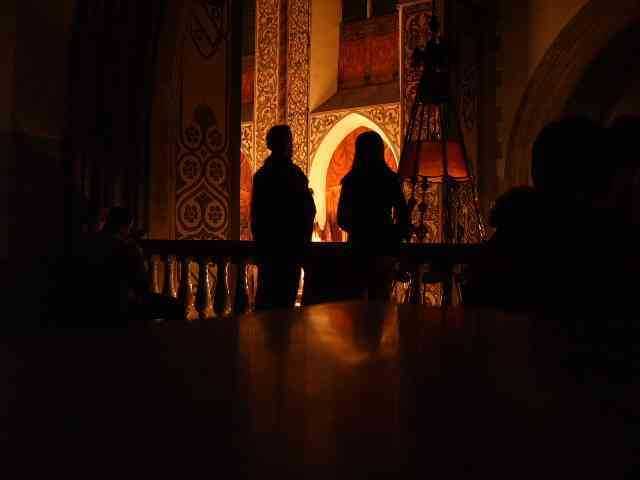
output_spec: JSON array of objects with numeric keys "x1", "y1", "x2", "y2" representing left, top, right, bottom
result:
[
  {"x1": 320, "y1": 127, "x2": 397, "y2": 242},
  {"x1": 309, "y1": 112, "x2": 399, "y2": 231}
]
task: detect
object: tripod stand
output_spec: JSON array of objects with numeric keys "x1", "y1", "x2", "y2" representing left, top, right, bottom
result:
[{"x1": 397, "y1": 7, "x2": 485, "y2": 305}]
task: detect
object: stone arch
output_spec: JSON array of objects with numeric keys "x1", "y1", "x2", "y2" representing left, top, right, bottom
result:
[
  {"x1": 309, "y1": 112, "x2": 399, "y2": 229},
  {"x1": 505, "y1": 0, "x2": 640, "y2": 188}
]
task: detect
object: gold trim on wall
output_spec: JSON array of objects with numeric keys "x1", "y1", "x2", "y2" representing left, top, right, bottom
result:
[
  {"x1": 309, "y1": 103, "x2": 401, "y2": 165},
  {"x1": 254, "y1": 0, "x2": 281, "y2": 167},
  {"x1": 286, "y1": 0, "x2": 311, "y2": 172}
]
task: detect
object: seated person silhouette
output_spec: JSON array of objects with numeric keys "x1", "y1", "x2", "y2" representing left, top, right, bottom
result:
[
  {"x1": 337, "y1": 131, "x2": 409, "y2": 301},
  {"x1": 78, "y1": 207, "x2": 182, "y2": 324},
  {"x1": 251, "y1": 125, "x2": 316, "y2": 310},
  {"x1": 77, "y1": 207, "x2": 148, "y2": 324}
]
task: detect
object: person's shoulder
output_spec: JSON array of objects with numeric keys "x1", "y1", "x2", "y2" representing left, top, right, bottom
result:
[
  {"x1": 252, "y1": 163, "x2": 272, "y2": 186},
  {"x1": 288, "y1": 163, "x2": 309, "y2": 184},
  {"x1": 254, "y1": 163, "x2": 268, "y2": 178},
  {"x1": 289, "y1": 163, "x2": 307, "y2": 177}
]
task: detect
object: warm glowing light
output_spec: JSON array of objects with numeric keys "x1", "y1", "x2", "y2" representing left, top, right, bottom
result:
[{"x1": 399, "y1": 141, "x2": 469, "y2": 181}]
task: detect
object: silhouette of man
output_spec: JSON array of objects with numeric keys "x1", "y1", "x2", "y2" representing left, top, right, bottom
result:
[{"x1": 251, "y1": 125, "x2": 316, "y2": 310}]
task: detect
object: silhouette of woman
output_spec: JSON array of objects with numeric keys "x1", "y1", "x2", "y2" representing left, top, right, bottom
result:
[{"x1": 337, "y1": 131, "x2": 409, "y2": 300}]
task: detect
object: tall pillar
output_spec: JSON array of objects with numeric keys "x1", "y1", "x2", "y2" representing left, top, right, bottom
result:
[
  {"x1": 286, "y1": 0, "x2": 311, "y2": 172},
  {"x1": 254, "y1": 0, "x2": 284, "y2": 167}
]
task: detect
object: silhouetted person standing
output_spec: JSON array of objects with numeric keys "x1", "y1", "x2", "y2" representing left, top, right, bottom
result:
[
  {"x1": 337, "y1": 131, "x2": 409, "y2": 300},
  {"x1": 251, "y1": 125, "x2": 316, "y2": 310}
]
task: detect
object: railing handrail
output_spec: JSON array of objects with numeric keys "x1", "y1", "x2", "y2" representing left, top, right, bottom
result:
[{"x1": 141, "y1": 240, "x2": 484, "y2": 264}]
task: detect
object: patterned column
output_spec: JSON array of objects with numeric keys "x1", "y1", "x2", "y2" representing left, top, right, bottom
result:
[
  {"x1": 254, "y1": 0, "x2": 282, "y2": 167},
  {"x1": 398, "y1": 1, "x2": 433, "y2": 148},
  {"x1": 171, "y1": 0, "x2": 240, "y2": 240},
  {"x1": 286, "y1": 0, "x2": 311, "y2": 172}
]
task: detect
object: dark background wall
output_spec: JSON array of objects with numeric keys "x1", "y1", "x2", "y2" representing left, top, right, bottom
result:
[{"x1": 3, "y1": 0, "x2": 75, "y2": 314}]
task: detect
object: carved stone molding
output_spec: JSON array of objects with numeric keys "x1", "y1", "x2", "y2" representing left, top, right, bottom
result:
[
  {"x1": 286, "y1": 0, "x2": 311, "y2": 172},
  {"x1": 309, "y1": 103, "x2": 401, "y2": 163},
  {"x1": 506, "y1": 0, "x2": 640, "y2": 187},
  {"x1": 254, "y1": 0, "x2": 281, "y2": 166}
]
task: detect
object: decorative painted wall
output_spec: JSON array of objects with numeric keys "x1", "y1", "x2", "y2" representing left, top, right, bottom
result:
[
  {"x1": 286, "y1": 0, "x2": 311, "y2": 172},
  {"x1": 254, "y1": 0, "x2": 282, "y2": 167},
  {"x1": 339, "y1": 14, "x2": 399, "y2": 89},
  {"x1": 399, "y1": 2, "x2": 432, "y2": 146},
  {"x1": 150, "y1": 0, "x2": 241, "y2": 240},
  {"x1": 240, "y1": 122, "x2": 255, "y2": 240}
]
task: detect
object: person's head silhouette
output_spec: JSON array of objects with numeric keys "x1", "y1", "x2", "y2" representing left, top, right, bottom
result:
[
  {"x1": 531, "y1": 116, "x2": 602, "y2": 202},
  {"x1": 266, "y1": 125, "x2": 293, "y2": 162},
  {"x1": 346, "y1": 131, "x2": 392, "y2": 180}
]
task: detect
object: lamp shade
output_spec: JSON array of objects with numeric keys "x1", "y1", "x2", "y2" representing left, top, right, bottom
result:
[{"x1": 398, "y1": 141, "x2": 469, "y2": 182}]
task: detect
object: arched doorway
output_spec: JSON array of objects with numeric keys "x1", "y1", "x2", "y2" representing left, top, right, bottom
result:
[
  {"x1": 506, "y1": 0, "x2": 640, "y2": 187},
  {"x1": 309, "y1": 112, "x2": 399, "y2": 237},
  {"x1": 318, "y1": 126, "x2": 397, "y2": 242}
]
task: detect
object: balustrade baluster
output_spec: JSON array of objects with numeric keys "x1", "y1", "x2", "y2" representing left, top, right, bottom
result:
[
  {"x1": 163, "y1": 255, "x2": 177, "y2": 299},
  {"x1": 233, "y1": 260, "x2": 249, "y2": 315},
  {"x1": 197, "y1": 257, "x2": 215, "y2": 320},
  {"x1": 149, "y1": 255, "x2": 160, "y2": 294},
  {"x1": 214, "y1": 258, "x2": 232, "y2": 317},
  {"x1": 178, "y1": 257, "x2": 199, "y2": 321}
]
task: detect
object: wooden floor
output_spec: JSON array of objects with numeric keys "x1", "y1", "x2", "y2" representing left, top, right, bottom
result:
[{"x1": 1, "y1": 302, "x2": 636, "y2": 478}]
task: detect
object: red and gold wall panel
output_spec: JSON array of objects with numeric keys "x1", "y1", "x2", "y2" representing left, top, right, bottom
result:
[
  {"x1": 242, "y1": 56, "x2": 255, "y2": 106},
  {"x1": 240, "y1": 122, "x2": 255, "y2": 240},
  {"x1": 339, "y1": 15, "x2": 399, "y2": 89}
]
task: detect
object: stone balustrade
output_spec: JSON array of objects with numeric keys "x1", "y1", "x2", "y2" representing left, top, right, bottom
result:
[{"x1": 142, "y1": 240, "x2": 482, "y2": 320}]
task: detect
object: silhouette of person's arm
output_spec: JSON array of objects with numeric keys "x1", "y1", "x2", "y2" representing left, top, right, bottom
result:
[
  {"x1": 301, "y1": 183, "x2": 316, "y2": 242},
  {"x1": 392, "y1": 179, "x2": 410, "y2": 240},
  {"x1": 337, "y1": 181, "x2": 353, "y2": 235}
]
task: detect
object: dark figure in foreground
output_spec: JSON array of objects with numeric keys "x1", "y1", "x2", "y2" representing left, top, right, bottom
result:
[
  {"x1": 337, "y1": 131, "x2": 409, "y2": 300},
  {"x1": 251, "y1": 125, "x2": 316, "y2": 310},
  {"x1": 465, "y1": 117, "x2": 605, "y2": 310},
  {"x1": 78, "y1": 207, "x2": 181, "y2": 324}
]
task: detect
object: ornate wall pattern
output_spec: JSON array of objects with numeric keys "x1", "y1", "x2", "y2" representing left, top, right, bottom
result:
[
  {"x1": 254, "y1": 0, "x2": 281, "y2": 166},
  {"x1": 286, "y1": 0, "x2": 311, "y2": 172},
  {"x1": 339, "y1": 14, "x2": 399, "y2": 88},
  {"x1": 240, "y1": 123, "x2": 255, "y2": 240},
  {"x1": 241, "y1": 122, "x2": 255, "y2": 165},
  {"x1": 173, "y1": 0, "x2": 235, "y2": 240},
  {"x1": 399, "y1": 2, "x2": 432, "y2": 147},
  {"x1": 309, "y1": 103, "x2": 401, "y2": 164}
]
